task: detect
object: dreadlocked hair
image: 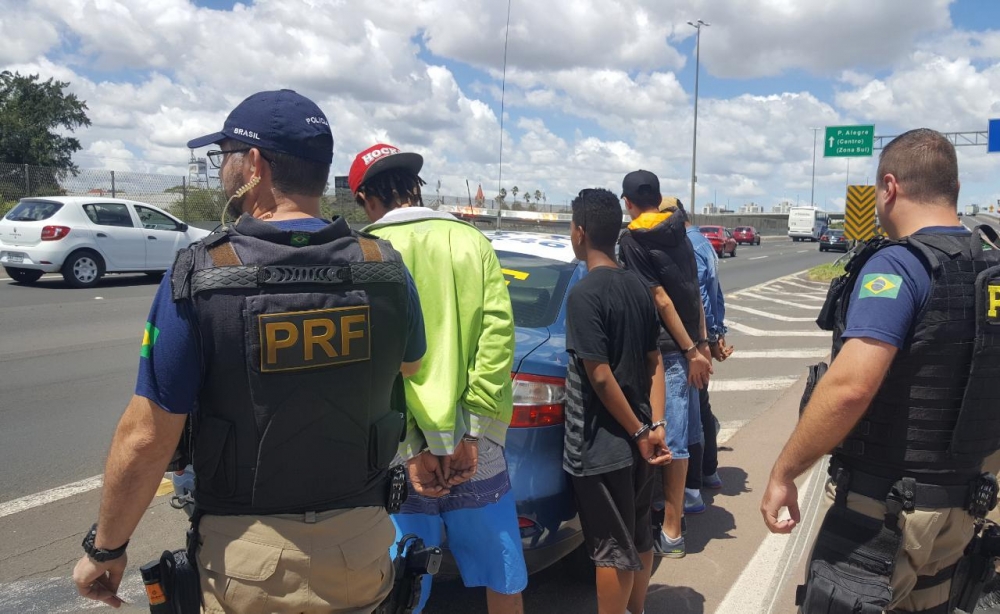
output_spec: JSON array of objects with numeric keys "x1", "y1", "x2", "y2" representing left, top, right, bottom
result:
[{"x1": 356, "y1": 168, "x2": 426, "y2": 209}]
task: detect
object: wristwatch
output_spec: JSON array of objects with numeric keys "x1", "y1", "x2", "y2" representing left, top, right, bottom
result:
[{"x1": 81, "y1": 524, "x2": 129, "y2": 562}]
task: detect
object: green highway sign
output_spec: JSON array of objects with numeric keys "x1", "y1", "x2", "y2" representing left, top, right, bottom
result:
[{"x1": 824, "y1": 125, "x2": 874, "y2": 157}]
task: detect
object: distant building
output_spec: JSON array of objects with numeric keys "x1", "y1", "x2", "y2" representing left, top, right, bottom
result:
[
  {"x1": 701, "y1": 203, "x2": 718, "y2": 215},
  {"x1": 772, "y1": 201, "x2": 793, "y2": 214},
  {"x1": 740, "y1": 203, "x2": 763, "y2": 214}
]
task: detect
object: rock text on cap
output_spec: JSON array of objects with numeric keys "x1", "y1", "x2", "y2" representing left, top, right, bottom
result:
[{"x1": 362, "y1": 146, "x2": 399, "y2": 166}]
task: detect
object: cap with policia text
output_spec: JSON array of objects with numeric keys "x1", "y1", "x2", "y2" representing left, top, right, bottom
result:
[
  {"x1": 621, "y1": 170, "x2": 661, "y2": 201},
  {"x1": 349, "y1": 143, "x2": 424, "y2": 194},
  {"x1": 187, "y1": 89, "x2": 333, "y2": 165}
]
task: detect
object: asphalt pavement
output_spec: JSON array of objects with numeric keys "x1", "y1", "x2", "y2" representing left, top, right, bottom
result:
[{"x1": 0, "y1": 237, "x2": 847, "y2": 613}]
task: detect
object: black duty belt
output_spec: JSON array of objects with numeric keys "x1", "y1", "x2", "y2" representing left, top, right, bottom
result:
[{"x1": 828, "y1": 459, "x2": 998, "y2": 518}]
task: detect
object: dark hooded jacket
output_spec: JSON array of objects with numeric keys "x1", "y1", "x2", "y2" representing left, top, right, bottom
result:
[{"x1": 618, "y1": 210, "x2": 702, "y2": 353}]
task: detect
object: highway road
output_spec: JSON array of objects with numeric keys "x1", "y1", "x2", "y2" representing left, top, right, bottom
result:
[
  {"x1": 0, "y1": 235, "x2": 871, "y2": 613},
  {"x1": 0, "y1": 237, "x2": 838, "y2": 502}
]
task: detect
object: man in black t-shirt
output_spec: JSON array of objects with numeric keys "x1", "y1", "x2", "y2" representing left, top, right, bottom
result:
[
  {"x1": 564, "y1": 188, "x2": 671, "y2": 614},
  {"x1": 618, "y1": 170, "x2": 712, "y2": 558}
]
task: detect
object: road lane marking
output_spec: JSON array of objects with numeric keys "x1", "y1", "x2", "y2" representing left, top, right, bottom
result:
[
  {"x1": 729, "y1": 349, "x2": 829, "y2": 359},
  {"x1": 726, "y1": 304, "x2": 818, "y2": 322},
  {"x1": 797, "y1": 249, "x2": 809, "y2": 253},
  {"x1": 716, "y1": 420, "x2": 750, "y2": 444},
  {"x1": 768, "y1": 279, "x2": 828, "y2": 291},
  {"x1": 708, "y1": 377, "x2": 800, "y2": 392},
  {"x1": 716, "y1": 460, "x2": 827, "y2": 614},
  {"x1": 739, "y1": 292, "x2": 825, "y2": 310},
  {"x1": 0, "y1": 476, "x2": 174, "y2": 519},
  {"x1": 758, "y1": 284, "x2": 826, "y2": 298},
  {"x1": 749, "y1": 255, "x2": 769, "y2": 260},
  {"x1": 0, "y1": 475, "x2": 103, "y2": 519},
  {"x1": 727, "y1": 320, "x2": 830, "y2": 338}
]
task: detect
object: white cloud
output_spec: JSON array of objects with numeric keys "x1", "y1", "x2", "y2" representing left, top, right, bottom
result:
[
  {"x1": 690, "y1": 0, "x2": 954, "y2": 78},
  {"x1": 1, "y1": 0, "x2": 998, "y2": 213}
]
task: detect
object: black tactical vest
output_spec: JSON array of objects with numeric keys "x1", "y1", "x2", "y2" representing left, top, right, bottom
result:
[
  {"x1": 820, "y1": 227, "x2": 1000, "y2": 483},
  {"x1": 170, "y1": 215, "x2": 409, "y2": 515},
  {"x1": 619, "y1": 216, "x2": 702, "y2": 351}
]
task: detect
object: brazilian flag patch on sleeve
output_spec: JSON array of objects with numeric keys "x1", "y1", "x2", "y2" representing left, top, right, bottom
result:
[
  {"x1": 141, "y1": 322, "x2": 160, "y2": 358},
  {"x1": 859, "y1": 274, "x2": 903, "y2": 300}
]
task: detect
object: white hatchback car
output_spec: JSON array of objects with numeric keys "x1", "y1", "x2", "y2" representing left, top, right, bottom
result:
[{"x1": 0, "y1": 197, "x2": 212, "y2": 288}]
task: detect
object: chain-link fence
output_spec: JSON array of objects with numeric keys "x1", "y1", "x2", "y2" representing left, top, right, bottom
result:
[
  {"x1": 0, "y1": 163, "x2": 569, "y2": 230},
  {"x1": 0, "y1": 163, "x2": 379, "y2": 227}
]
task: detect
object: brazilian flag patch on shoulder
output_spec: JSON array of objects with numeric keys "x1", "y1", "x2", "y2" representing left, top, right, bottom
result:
[
  {"x1": 859, "y1": 273, "x2": 903, "y2": 300},
  {"x1": 141, "y1": 322, "x2": 160, "y2": 358},
  {"x1": 290, "y1": 232, "x2": 310, "y2": 247}
]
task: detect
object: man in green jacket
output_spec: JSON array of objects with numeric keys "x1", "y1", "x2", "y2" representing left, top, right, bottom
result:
[{"x1": 352, "y1": 143, "x2": 527, "y2": 614}]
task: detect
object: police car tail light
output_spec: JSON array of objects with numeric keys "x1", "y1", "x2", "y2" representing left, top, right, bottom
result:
[
  {"x1": 41, "y1": 225, "x2": 70, "y2": 241},
  {"x1": 510, "y1": 373, "x2": 565, "y2": 428}
]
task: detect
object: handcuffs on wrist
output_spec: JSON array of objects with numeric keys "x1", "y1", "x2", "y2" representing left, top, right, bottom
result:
[{"x1": 632, "y1": 421, "x2": 666, "y2": 441}]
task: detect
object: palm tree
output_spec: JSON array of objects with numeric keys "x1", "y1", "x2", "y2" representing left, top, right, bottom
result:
[
  {"x1": 524, "y1": 193, "x2": 531, "y2": 206},
  {"x1": 496, "y1": 187, "x2": 507, "y2": 208},
  {"x1": 511, "y1": 186, "x2": 519, "y2": 203},
  {"x1": 534, "y1": 189, "x2": 542, "y2": 203}
]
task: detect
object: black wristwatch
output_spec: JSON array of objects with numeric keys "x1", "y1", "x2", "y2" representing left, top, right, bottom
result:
[{"x1": 82, "y1": 524, "x2": 129, "y2": 562}]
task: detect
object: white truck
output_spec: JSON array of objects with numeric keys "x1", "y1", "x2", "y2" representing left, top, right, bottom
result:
[{"x1": 965, "y1": 204, "x2": 979, "y2": 216}]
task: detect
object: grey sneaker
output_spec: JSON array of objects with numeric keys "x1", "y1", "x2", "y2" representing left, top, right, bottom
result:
[{"x1": 657, "y1": 532, "x2": 685, "y2": 559}]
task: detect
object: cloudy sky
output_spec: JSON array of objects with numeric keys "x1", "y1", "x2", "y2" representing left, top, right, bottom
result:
[{"x1": 2, "y1": 0, "x2": 1000, "y2": 211}]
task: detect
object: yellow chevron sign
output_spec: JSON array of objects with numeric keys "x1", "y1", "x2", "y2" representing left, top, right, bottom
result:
[{"x1": 845, "y1": 185, "x2": 877, "y2": 241}]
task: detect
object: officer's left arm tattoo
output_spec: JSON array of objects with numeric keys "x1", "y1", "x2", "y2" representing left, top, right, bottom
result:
[{"x1": 94, "y1": 394, "x2": 187, "y2": 551}]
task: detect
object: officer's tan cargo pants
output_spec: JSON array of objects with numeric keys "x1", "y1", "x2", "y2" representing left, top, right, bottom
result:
[
  {"x1": 197, "y1": 506, "x2": 395, "y2": 613},
  {"x1": 809, "y1": 481, "x2": 976, "y2": 612}
]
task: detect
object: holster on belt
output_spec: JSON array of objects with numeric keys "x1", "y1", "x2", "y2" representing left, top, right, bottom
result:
[
  {"x1": 796, "y1": 466, "x2": 904, "y2": 614},
  {"x1": 140, "y1": 512, "x2": 203, "y2": 614},
  {"x1": 799, "y1": 362, "x2": 828, "y2": 419}
]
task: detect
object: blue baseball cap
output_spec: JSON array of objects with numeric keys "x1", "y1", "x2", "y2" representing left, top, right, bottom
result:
[{"x1": 187, "y1": 89, "x2": 333, "y2": 165}]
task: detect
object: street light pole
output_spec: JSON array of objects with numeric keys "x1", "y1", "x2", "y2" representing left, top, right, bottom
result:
[
  {"x1": 688, "y1": 19, "x2": 709, "y2": 213},
  {"x1": 810, "y1": 127, "x2": 820, "y2": 207}
]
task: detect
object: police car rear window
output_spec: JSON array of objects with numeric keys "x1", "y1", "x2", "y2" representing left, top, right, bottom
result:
[
  {"x1": 5, "y1": 200, "x2": 63, "y2": 222},
  {"x1": 496, "y1": 250, "x2": 576, "y2": 329}
]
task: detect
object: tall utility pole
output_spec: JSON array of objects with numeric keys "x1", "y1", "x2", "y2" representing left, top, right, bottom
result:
[
  {"x1": 810, "y1": 127, "x2": 820, "y2": 207},
  {"x1": 688, "y1": 20, "x2": 709, "y2": 212}
]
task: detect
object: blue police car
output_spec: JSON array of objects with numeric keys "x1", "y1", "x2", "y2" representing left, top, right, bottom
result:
[{"x1": 488, "y1": 231, "x2": 587, "y2": 576}]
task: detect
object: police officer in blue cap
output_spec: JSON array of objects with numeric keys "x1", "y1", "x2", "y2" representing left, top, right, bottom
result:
[{"x1": 72, "y1": 90, "x2": 428, "y2": 613}]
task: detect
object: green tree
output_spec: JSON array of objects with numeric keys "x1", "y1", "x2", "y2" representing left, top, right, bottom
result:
[
  {"x1": 166, "y1": 185, "x2": 226, "y2": 222},
  {"x1": 0, "y1": 72, "x2": 90, "y2": 170},
  {"x1": 511, "y1": 186, "x2": 519, "y2": 203},
  {"x1": 495, "y1": 187, "x2": 507, "y2": 208},
  {"x1": 534, "y1": 189, "x2": 542, "y2": 203}
]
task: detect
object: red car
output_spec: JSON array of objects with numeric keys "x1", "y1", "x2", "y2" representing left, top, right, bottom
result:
[
  {"x1": 733, "y1": 226, "x2": 761, "y2": 245},
  {"x1": 698, "y1": 226, "x2": 738, "y2": 258}
]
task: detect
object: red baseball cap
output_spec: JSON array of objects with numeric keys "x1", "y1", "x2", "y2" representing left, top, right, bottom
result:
[{"x1": 348, "y1": 143, "x2": 424, "y2": 194}]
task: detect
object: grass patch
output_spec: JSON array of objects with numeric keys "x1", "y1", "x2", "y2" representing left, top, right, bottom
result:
[{"x1": 807, "y1": 263, "x2": 846, "y2": 282}]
